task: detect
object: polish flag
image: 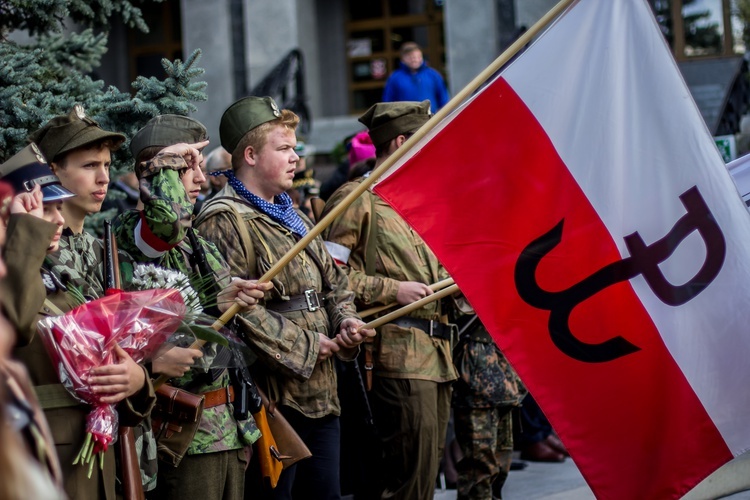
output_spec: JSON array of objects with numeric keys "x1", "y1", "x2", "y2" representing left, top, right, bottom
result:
[{"x1": 372, "y1": 0, "x2": 750, "y2": 498}]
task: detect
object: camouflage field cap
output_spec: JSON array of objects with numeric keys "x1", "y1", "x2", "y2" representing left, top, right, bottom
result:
[
  {"x1": 28, "y1": 105, "x2": 126, "y2": 162},
  {"x1": 220, "y1": 96, "x2": 281, "y2": 153},
  {"x1": 0, "y1": 144, "x2": 75, "y2": 202},
  {"x1": 358, "y1": 100, "x2": 431, "y2": 149},
  {"x1": 130, "y1": 114, "x2": 208, "y2": 160}
]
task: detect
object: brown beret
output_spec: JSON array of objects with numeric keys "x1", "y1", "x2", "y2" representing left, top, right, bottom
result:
[
  {"x1": 358, "y1": 100, "x2": 431, "y2": 149},
  {"x1": 28, "y1": 105, "x2": 126, "y2": 162},
  {"x1": 220, "y1": 96, "x2": 281, "y2": 154},
  {"x1": 130, "y1": 114, "x2": 208, "y2": 160}
]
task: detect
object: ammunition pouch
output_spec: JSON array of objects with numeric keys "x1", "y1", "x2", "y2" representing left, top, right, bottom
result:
[{"x1": 151, "y1": 384, "x2": 204, "y2": 467}]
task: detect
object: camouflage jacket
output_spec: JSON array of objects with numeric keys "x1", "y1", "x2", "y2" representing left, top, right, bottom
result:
[
  {"x1": 113, "y1": 154, "x2": 260, "y2": 454},
  {"x1": 322, "y1": 179, "x2": 458, "y2": 383},
  {"x1": 195, "y1": 183, "x2": 360, "y2": 418},
  {"x1": 451, "y1": 321, "x2": 525, "y2": 409},
  {"x1": 7, "y1": 220, "x2": 154, "y2": 500}
]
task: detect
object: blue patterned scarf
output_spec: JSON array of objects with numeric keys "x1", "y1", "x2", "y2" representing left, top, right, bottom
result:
[{"x1": 216, "y1": 170, "x2": 308, "y2": 237}]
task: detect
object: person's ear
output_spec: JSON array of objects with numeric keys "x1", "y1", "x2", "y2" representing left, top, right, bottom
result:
[
  {"x1": 49, "y1": 162, "x2": 59, "y2": 174},
  {"x1": 395, "y1": 135, "x2": 408, "y2": 148},
  {"x1": 244, "y1": 146, "x2": 256, "y2": 166}
]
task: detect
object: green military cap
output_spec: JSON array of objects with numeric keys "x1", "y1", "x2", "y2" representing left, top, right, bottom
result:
[
  {"x1": 220, "y1": 96, "x2": 281, "y2": 154},
  {"x1": 0, "y1": 144, "x2": 75, "y2": 202},
  {"x1": 28, "y1": 105, "x2": 126, "y2": 162},
  {"x1": 358, "y1": 100, "x2": 431, "y2": 149},
  {"x1": 130, "y1": 114, "x2": 209, "y2": 159}
]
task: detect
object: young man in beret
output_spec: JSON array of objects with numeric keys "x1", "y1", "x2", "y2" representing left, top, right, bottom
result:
[
  {"x1": 194, "y1": 96, "x2": 373, "y2": 500},
  {"x1": 321, "y1": 100, "x2": 459, "y2": 500},
  {"x1": 15, "y1": 107, "x2": 156, "y2": 500},
  {"x1": 113, "y1": 113, "x2": 270, "y2": 499}
]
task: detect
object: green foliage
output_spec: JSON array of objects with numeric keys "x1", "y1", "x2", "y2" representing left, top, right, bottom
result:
[
  {"x1": 735, "y1": 0, "x2": 750, "y2": 51},
  {"x1": 0, "y1": 0, "x2": 158, "y2": 36},
  {"x1": 0, "y1": 0, "x2": 207, "y2": 235},
  {"x1": 0, "y1": 36, "x2": 207, "y2": 166}
]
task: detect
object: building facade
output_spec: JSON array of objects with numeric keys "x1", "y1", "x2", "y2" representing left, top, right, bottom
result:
[{"x1": 98, "y1": 0, "x2": 749, "y2": 154}]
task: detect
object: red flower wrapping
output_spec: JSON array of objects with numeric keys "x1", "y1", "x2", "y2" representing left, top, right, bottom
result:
[{"x1": 38, "y1": 288, "x2": 187, "y2": 454}]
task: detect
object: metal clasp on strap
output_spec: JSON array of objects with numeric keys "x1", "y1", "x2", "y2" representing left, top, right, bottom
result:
[
  {"x1": 304, "y1": 289, "x2": 321, "y2": 312},
  {"x1": 428, "y1": 320, "x2": 435, "y2": 337}
]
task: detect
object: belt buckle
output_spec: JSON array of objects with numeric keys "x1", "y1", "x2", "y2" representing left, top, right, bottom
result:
[
  {"x1": 225, "y1": 385, "x2": 232, "y2": 404},
  {"x1": 304, "y1": 289, "x2": 320, "y2": 312},
  {"x1": 429, "y1": 320, "x2": 435, "y2": 337}
]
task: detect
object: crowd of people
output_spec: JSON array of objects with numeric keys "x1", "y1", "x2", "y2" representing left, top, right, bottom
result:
[{"x1": 0, "y1": 43, "x2": 567, "y2": 500}]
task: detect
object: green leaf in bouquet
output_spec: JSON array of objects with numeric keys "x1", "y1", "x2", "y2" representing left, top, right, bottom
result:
[
  {"x1": 176, "y1": 321, "x2": 229, "y2": 346},
  {"x1": 66, "y1": 285, "x2": 87, "y2": 308}
]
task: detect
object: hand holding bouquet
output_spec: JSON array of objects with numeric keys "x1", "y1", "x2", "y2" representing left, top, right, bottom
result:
[{"x1": 37, "y1": 288, "x2": 187, "y2": 476}]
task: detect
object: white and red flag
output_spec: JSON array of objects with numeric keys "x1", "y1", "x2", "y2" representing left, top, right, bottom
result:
[{"x1": 372, "y1": 0, "x2": 750, "y2": 498}]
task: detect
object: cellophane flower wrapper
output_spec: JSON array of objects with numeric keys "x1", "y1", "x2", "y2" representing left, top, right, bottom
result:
[{"x1": 37, "y1": 288, "x2": 187, "y2": 456}]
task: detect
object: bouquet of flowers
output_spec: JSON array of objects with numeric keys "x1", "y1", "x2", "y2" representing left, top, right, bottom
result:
[
  {"x1": 132, "y1": 263, "x2": 203, "y2": 318},
  {"x1": 37, "y1": 287, "x2": 187, "y2": 476}
]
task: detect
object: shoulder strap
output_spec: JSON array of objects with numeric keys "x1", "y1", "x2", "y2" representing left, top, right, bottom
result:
[
  {"x1": 43, "y1": 298, "x2": 65, "y2": 316},
  {"x1": 195, "y1": 198, "x2": 257, "y2": 278},
  {"x1": 365, "y1": 191, "x2": 378, "y2": 277}
]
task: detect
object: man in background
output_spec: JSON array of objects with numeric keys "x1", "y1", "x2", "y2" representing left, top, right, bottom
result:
[{"x1": 382, "y1": 42, "x2": 449, "y2": 113}]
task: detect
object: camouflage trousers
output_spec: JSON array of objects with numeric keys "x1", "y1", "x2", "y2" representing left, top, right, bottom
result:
[{"x1": 454, "y1": 407, "x2": 513, "y2": 500}]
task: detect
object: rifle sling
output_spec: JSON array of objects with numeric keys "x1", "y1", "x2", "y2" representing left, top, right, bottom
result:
[{"x1": 363, "y1": 190, "x2": 378, "y2": 391}]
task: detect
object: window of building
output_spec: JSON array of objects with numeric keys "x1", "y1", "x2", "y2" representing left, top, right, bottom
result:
[
  {"x1": 127, "y1": 0, "x2": 183, "y2": 82},
  {"x1": 345, "y1": 0, "x2": 445, "y2": 114},
  {"x1": 649, "y1": 0, "x2": 746, "y2": 58}
]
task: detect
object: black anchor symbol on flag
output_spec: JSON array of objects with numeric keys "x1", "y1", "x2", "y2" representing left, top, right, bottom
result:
[{"x1": 514, "y1": 186, "x2": 725, "y2": 363}]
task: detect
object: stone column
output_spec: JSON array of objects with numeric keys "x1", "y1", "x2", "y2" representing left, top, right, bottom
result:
[
  {"x1": 245, "y1": 0, "x2": 299, "y2": 90},
  {"x1": 444, "y1": 0, "x2": 501, "y2": 95},
  {"x1": 180, "y1": 0, "x2": 235, "y2": 142}
]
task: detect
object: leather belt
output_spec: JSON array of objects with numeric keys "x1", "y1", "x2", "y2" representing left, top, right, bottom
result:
[
  {"x1": 202, "y1": 385, "x2": 235, "y2": 409},
  {"x1": 266, "y1": 289, "x2": 325, "y2": 313},
  {"x1": 389, "y1": 316, "x2": 455, "y2": 340}
]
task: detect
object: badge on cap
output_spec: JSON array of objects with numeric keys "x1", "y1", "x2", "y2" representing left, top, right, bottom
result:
[
  {"x1": 74, "y1": 104, "x2": 86, "y2": 120},
  {"x1": 270, "y1": 101, "x2": 281, "y2": 118},
  {"x1": 30, "y1": 143, "x2": 46, "y2": 164}
]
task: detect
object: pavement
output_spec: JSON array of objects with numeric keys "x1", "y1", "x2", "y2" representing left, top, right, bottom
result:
[
  {"x1": 432, "y1": 452, "x2": 750, "y2": 499},
  {"x1": 433, "y1": 454, "x2": 593, "y2": 500}
]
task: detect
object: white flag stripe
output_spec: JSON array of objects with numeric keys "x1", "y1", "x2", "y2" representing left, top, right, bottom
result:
[{"x1": 504, "y1": 0, "x2": 750, "y2": 452}]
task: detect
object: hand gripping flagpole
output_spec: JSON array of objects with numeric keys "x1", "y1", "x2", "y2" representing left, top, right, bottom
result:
[
  {"x1": 156, "y1": 0, "x2": 578, "y2": 359},
  {"x1": 359, "y1": 284, "x2": 460, "y2": 331},
  {"x1": 357, "y1": 277, "x2": 455, "y2": 319}
]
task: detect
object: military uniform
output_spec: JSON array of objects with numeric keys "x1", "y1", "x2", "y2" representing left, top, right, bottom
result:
[
  {"x1": 113, "y1": 154, "x2": 260, "y2": 500},
  {"x1": 321, "y1": 101, "x2": 458, "y2": 500},
  {"x1": 114, "y1": 115, "x2": 260, "y2": 500},
  {"x1": 7, "y1": 215, "x2": 155, "y2": 500},
  {"x1": 195, "y1": 95, "x2": 362, "y2": 500},
  {"x1": 196, "y1": 181, "x2": 360, "y2": 407},
  {"x1": 452, "y1": 321, "x2": 524, "y2": 500}
]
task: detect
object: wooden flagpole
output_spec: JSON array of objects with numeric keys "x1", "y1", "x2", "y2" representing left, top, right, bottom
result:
[
  {"x1": 357, "y1": 277, "x2": 455, "y2": 319},
  {"x1": 360, "y1": 284, "x2": 460, "y2": 331}
]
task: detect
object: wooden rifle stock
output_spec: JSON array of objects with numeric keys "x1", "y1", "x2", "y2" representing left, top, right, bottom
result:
[
  {"x1": 118, "y1": 426, "x2": 145, "y2": 500},
  {"x1": 103, "y1": 220, "x2": 144, "y2": 500}
]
